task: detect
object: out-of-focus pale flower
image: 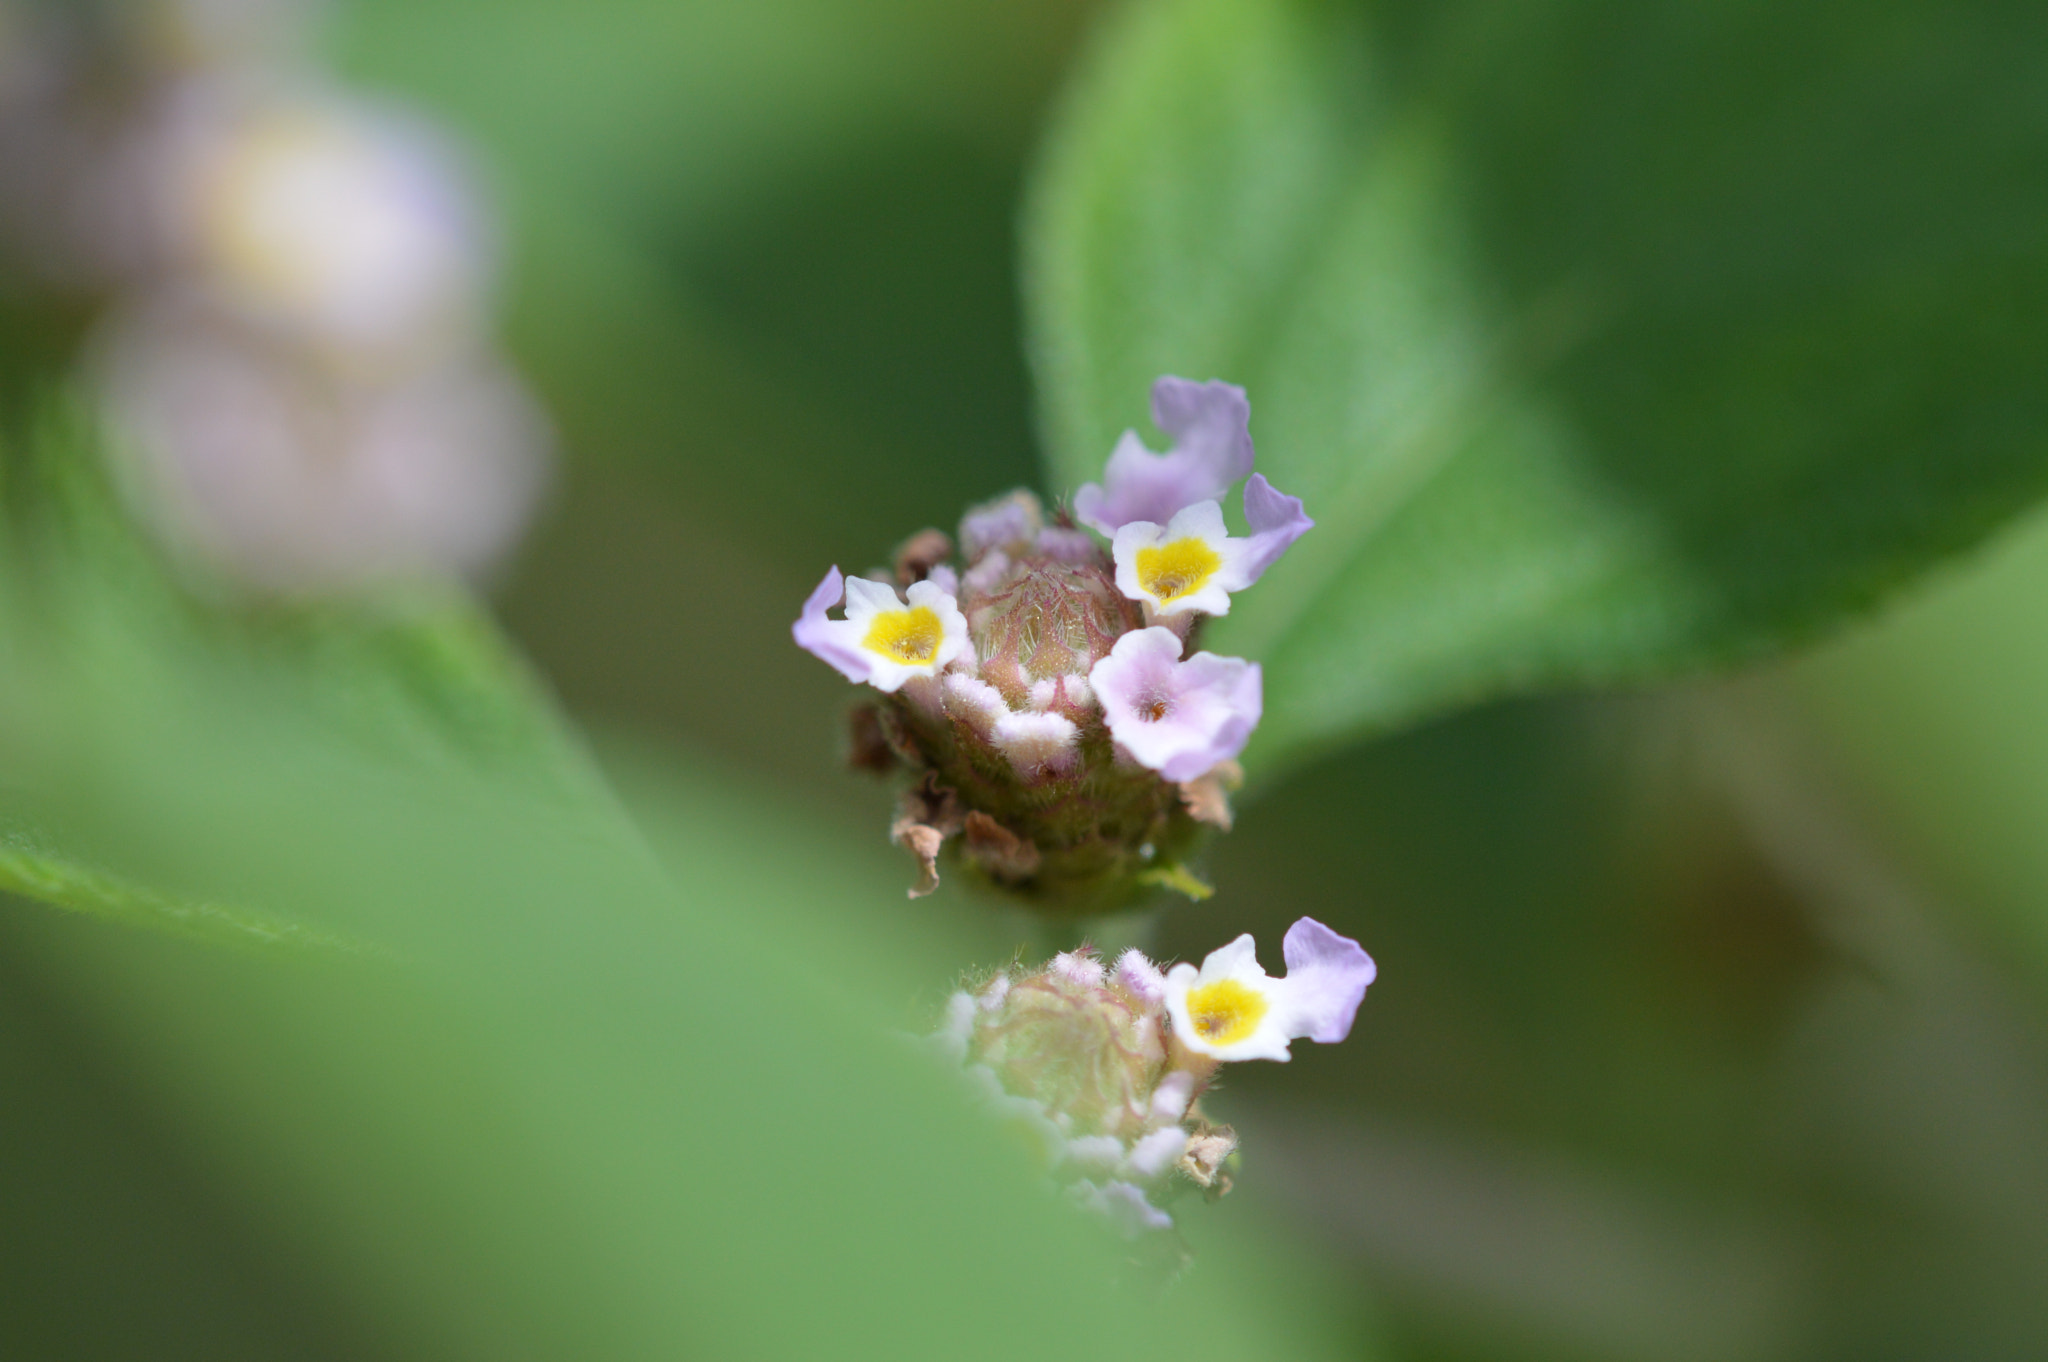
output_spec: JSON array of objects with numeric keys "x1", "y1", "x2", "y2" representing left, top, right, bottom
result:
[
  {"x1": 132, "y1": 0, "x2": 321, "y2": 71},
  {"x1": 934, "y1": 921, "x2": 1374, "y2": 1245},
  {"x1": 96, "y1": 292, "x2": 549, "y2": 594},
  {"x1": 793, "y1": 570, "x2": 970, "y2": 693},
  {"x1": 1073, "y1": 377, "x2": 1254, "y2": 535},
  {"x1": 1164, "y1": 918, "x2": 1376, "y2": 1063},
  {"x1": 1089, "y1": 627, "x2": 1261, "y2": 782},
  {"x1": 151, "y1": 85, "x2": 489, "y2": 357}
]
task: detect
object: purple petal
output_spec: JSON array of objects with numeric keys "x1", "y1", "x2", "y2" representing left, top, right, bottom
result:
[
  {"x1": 791, "y1": 565, "x2": 870, "y2": 684},
  {"x1": 1151, "y1": 377, "x2": 1254, "y2": 487},
  {"x1": 1280, "y1": 917, "x2": 1376, "y2": 1044},
  {"x1": 1237, "y1": 474, "x2": 1314, "y2": 582},
  {"x1": 1090, "y1": 629, "x2": 1262, "y2": 781},
  {"x1": 1072, "y1": 377, "x2": 1257, "y2": 533}
]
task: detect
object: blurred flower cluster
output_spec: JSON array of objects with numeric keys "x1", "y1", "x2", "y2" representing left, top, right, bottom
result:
[
  {"x1": 932, "y1": 918, "x2": 1374, "y2": 1245},
  {"x1": 795, "y1": 376, "x2": 1311, "y2": 909},
  {"x1": 0, "y1": 0, "x2": 548, "y2": 595}
]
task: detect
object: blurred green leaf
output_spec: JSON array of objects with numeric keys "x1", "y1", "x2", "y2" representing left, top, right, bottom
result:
[
  {"x1": 0, "y1": 402, "x2": 1362, "y2": 1357},
  {"x1": 0, "y1": 821, "x2": 370, "y2": 955},
  {"x1": 1026, "y1": 0, "x2": 2048, "y2": 775},
  {"x1": 0, "y1": 404, "x2": 607, "y2": 951}
]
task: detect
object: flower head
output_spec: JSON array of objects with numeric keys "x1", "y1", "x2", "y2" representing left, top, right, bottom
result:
[
  {"x1": 791, "y1": 374, "x2": 1308, "y2": 907},
  {"x1": 1164, "y1": 918, "x2": 1376, "y2": 1062},
  {"x1": 1090, "y1": 627, "x2": 1261, "y2": 781},
  {"x1": 792, "y1": 568, "x2": 968, "y2": 692},
  {"x1": 1073, "y1": 377, "x2": 1254, "y2": 534}
]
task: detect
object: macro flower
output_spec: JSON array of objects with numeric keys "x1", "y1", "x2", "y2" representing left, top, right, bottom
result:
[
  {"x1": 1073, "y1": 377, "x2": 1254, "y2": 534},
  {"x1": 1090, "y1": 627, "x2": 1261, "y2": 782},
  {"x1": 793, "y1": 569, "x2": 969, "y2": 693},
  {"x1": 790, "y1": 374, "x2": 1306, "y2": 906},
  {"x1": 1164, "y1": 918, "x2": 1377, "y2": 1063}
]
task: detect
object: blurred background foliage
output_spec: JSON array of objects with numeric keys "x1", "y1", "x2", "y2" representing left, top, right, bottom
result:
[{"x1": 5, "y1": 0, "x2": 2048, "y2": 1359}]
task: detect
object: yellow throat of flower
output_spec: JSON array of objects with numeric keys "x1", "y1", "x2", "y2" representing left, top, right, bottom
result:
[
  {"x1": 1135, "y1": 537, "x2": 1223, "y2": 606},
  {"x1": 863, "y1": 606, "x2": 944, "y2": 665},
  {"x1": 1186, "y1": 977, "x2": 1268, "y2": 1047}
]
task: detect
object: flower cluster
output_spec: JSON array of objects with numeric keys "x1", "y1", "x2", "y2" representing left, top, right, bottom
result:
[
  {"x1": 0, "y1": 0, "x2": 549, "y2": 595},
  {"x1": 932, "y1": 918, "x2": 1375, "y2": 1240},
  {"x1": 795, "y1": 376, "x2": 1311, "y2": 909}
]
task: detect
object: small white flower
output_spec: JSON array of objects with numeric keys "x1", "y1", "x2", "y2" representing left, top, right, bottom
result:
[
  {"x1": 1164, "y1": 918, "x2": 1376, "y2": 1063},
  {"x1": 1111, "y1": 475, "x2": 1313, "y2": 618},
  {"x1": 1089, "y1": 627, "x2": 1262, "y2": 782},
  {"x1": 793, "y1": 569, "x2": 969, "y2": 693}
]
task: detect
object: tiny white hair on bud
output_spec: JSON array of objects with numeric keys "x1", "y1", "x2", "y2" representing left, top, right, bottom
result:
[
  {"x1": 1150, "y1": 1069, "x2": 1197, "y2": 1124},
  {"x1": 1062, "y1": 673, "x2": 1097, "y2": 710},
  {"x1": 993, "y1": 710, "x2": 1080, "y2": 779},
  {"x1": 1114, "y1": 949, "x2": 1168, "y2": 1008},
  {"x1": 1026, "y1": 677, "x2": 1060, "y2": 712},
  {"x1": 942, "y1": 673, "x2": 1010, "y2": 735},
  {"x1": 977, "y1": 973, "x2": 1011, "y2": 1011},
  {"x1": 1122, "y1": 1125, "x2": 1191, "y2": 1180},
  {"x1": 1063, "y1": 1134, "x2": 1126, "y2": 1175},
  {"x1": 1051, "y1": 950, "x2": 1107, "y2": 987}
]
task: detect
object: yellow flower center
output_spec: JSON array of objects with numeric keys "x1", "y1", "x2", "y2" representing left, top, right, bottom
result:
[
  {"x1": 863, "y1": 606, "x2": 944, "y2": 665},
  {"x1": 1185, "y1": 978, "x2": 1268, "y2": 1047},
  {"x1": 1135, "y1": 537, "x2": 1224, "y2": 606}
]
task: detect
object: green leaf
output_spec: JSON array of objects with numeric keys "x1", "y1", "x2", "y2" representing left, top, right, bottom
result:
[
  {"x1": 1026, "y1": 0, "x2": 2048, "y2": 775},
  {"x1": 0, "y1": 401, "x2": 609, "y2": 952},
  {"x1": 0, "y1": 820, "x2": 379, "y2": 955}
]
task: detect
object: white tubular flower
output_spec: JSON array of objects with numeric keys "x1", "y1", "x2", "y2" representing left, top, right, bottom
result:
[
  {"x1": 1111, "y1": 474, "x2": 1314, "y2": 618},
  {"x1": 793, "y1": 569, "x2": 968, "y2": 692},
  {"x1": 1089, "y1": 627, "x2": 1262, "y2": 782},
  {"x1": 1164, "y1": 918, "x2": 1377, "y2": 1063}
]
